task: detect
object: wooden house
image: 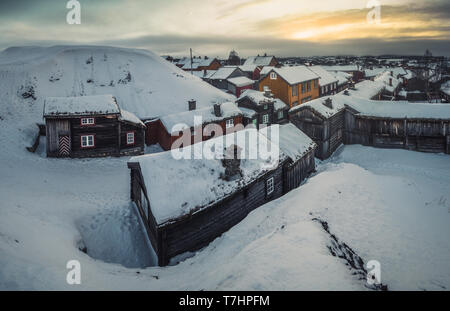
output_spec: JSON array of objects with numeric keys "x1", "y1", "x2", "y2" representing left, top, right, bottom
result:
[
  {"x1": 227, "y1": 76, "x2": 254, "y2": 97},
  {"x1": 344, "y1": 99, "x2": 450, "y2": 154},
  {"x1": 176, "y1": 57, "x2": 221, "y2": 72},
  {"x1": 144, "y1": 101, "x2": 243, "y2": 150},
  {"x1": 307, "y1": 66, "x2": 339, "y2": 97},
  {"x1": 236, "y1": 88, "x2": 289, "y2": 128},
  {"x1": 206, "y1": 67, "x2": 246, "y2": 90},
  {"x1": 289, "y1": 96, "x2": 345, "y2": 160},
  {"x1": 43, "y1": 95, "x2": 145, "y2": 158},
  {"x1": 243, "y1": 55, "x2": 279, "y2": 68},
  {"x1": 127, "y1": 129, "x2": 289, "y2": 266},
  {"x1": 259, "y1": 66, "x2": 320, "y2": 108}
]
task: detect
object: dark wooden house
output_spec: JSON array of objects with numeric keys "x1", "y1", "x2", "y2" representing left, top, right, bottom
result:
[
  {"x1": 261, "y1": 124, "x2": 317, "y2": 193},
  {"x1": 43, "y1": 94, "x2": 145, "y2": 158},
  {"x1": 237, "y1": 88, "x2": 289, "y2": 128},
  {"x1": 128, "y1": 129, "x2": 289, "y2": 266},
  {"x1": 289, "y1": 96, "x2": 345, "y2": 160},
  {"x1": 344, "y1": 100, "x2": 450, "y2": 154},
  {"x1": 206, "y1": 67, "x2": 246, "y2": 90},
  {"x1": 144, "y1": 101, "x2": 243, "y2": 150}
]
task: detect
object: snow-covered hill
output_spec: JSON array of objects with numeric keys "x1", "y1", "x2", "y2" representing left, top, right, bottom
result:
[{"x1": 0, "y1": 45, "x2": 234, "y2": 123}]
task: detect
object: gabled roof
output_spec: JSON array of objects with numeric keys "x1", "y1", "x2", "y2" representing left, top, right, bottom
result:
[
  {"x1": 268, "y1": 66, "x2": 319, "y2": 85},
  {"x1": 238, "y1": 89, "x2": 287, "y2": 111},
  {"x1": 160, "y1": 102, "x2": 242, "y2": 134},
  {"x1": 43, "y1": 94, "x2": 120, "y2": 117},
  {"x1": 243, "y1": 56, "x2": 276, "y2": 66},
  {"x1": 119, "y1": 109, "x2": 145, "y2": 127},
  {"x1": 227, "y1": 76, "x2": 254, "y2": 87},
  {"x1": 208, "y1": 67, "x2": 241, "y2": 80},
  {"x1": 307, "y1": 66, "x2": 338, "y2": 86},
  {"x1": 129, "y1": 128, "x2": 287, "y2": 225}
]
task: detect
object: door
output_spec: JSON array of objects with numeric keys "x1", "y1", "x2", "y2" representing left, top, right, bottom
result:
[{"x1": 58, "y1": 134, "x2": 71, "y2": 157}]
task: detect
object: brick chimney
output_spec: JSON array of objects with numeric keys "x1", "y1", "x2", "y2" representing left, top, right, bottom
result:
[
  {"x1": 188, "y1": 99, "x2": 196, "y2": 111},
  {"x1": 213, "y1": 103, "x2": 221, "y2": 117}
]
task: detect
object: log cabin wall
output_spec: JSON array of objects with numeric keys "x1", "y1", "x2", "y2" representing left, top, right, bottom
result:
[
  {"x1": 282, "y1": 149, "x2": 316, "y2": 194},
  {"x1": 344, "y1": 111, "x2": 450, "y2": 154},
  {"x1": 70, "y1": 116, "x2": 120, "y2": 158},
  {"x1": 158, "y1": 163, "x2": 286, "y2": 266},
  {"x1": 119, "y1": 122, "x2": 145, "y2": 156},
  {"x1": 289, "y1": 108, "x2": 345, "y2": 160},
  {"x1": 129, "y1": 160, "x2": 287, "y2": 266}
]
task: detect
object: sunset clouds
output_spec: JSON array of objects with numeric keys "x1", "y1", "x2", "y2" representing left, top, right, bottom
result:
[{"x1": 0, "y1": 0, "x2": 449, "y2": 56}]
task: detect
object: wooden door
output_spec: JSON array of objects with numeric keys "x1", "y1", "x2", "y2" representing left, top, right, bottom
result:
[{"x1": 58, "y1": 135, "x2": 71, "y2": 157}]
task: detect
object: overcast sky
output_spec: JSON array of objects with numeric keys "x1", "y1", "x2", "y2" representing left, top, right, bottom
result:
[{"x1": 1, "y1": 0, "x2": 449, "y2": 57}]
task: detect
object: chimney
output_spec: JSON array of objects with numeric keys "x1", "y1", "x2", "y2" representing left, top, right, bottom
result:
[
  {"x1": 213, "y1": 103, "x2": 221, "y2": 117},
  {"x1": 389, "y1": 78, "x2": 392, "y2": 87},
  {"x1": 323, "y1": 97, "x2": 333, "y2": 109},
  {"x1": 390, "y1": 70, "x2": 394, "y2": 77},
  {"x1": 188, "y1": 99, "x2": 196, "y2": 111},
  {"x1": 203, "y1": 69, "x2": 207, "y2": 76},
  {"x1": 221, "y1": 144, "x2": 242, "y2": 181}
]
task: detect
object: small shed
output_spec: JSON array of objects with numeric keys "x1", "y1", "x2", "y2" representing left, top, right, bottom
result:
[
  {"x1": 289, "y1": 96, "x2": 346, "y2": 160},
  {"x1": 43, "y1": 94, "x2": 145, "y2": 158},
  {"x1": 127, "y1": 129, "x2": 288, "y2": 266},
  {"x1": 227, "y1": 76, "x2": 254, "y2": 97}
]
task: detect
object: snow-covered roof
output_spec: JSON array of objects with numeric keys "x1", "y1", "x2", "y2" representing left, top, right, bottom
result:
[
  {"x1": 321, "y1": 65, "x2": 360, "y2": 72},
  {"x1": 243, "y1": 56, "x2": 276, "y2": 67},
  {"x1": 374, "y1": 71, "x2": 401, "y2": 93},
  {"x1": 290, "y1": 95, "x2": 346, "y2": 119},
  {"x1": 43, "y1": 94, "x2": 120, "y2": 117},
  {"x1": 261, "y1": 123, "x2": 317, "y2": 162},
  {"x1": 440, "y1": 81, "x2": 450, "y2": 96},
  {"x1": 160, "y1": 102, "x2": 242, "y2": 134},
  {"x1": 129, "y1": 128, "x2": 287, "y2": 225},
  {"x1": 364, "y1": 67, "x2": 388, "y2": 78},
  {"x1": 332, "y1": 71, "x2": 352, "y2": 85},
  {"x1": 346, "y1": 97, "x2": 450, "y2": 120},
  {"x1": 191, "y1": 70, "x2": 217, "y2": 79},
  {"x1": 119, "y1": 109, "x2": 145, "y2": 127},
  {"x1": 238, "y1": 89, "x2": 288, "y2": 111},
  {"x1": 307, "y1": 66, "x2": 338, "y2": 86},
  {"x1": 238, "y1": 64, "x2": 258, "y2": 72},
  {"x1": 208, "y1": 67, "x2": 240, "y2": 80},
  {"x1": 269, "y1": 66, "x2": 319, "y2": 85},
  {"x1": 227, "y1": 76, "x2": 254, "y2": 87},
  {"x1": 259, "y1": 66, "x2": 275, "y2": 76},
  {"x1": 178, "y1": 57, "x2": 217, "y2": 69},
  {"x1": 346, "y1": 79, "x2": 386, "y2": 99}
]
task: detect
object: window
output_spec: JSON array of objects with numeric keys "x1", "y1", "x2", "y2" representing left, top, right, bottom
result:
[
  {"x1": 81, "y1": 117, "x2": 95, "y2": 126},
  {"x1": 307, "y1": 81, "x2": 311, "y2": 92},
  {"x1": 314, "y1": 80, "x2": 318, "y2": 88},
  {"x1": 126, "y1": 132, "x2": 135, "y2": 145},
  {"x1": 81, "y1": 135, "x2": 94, "y2": 148},
  {"x1": 301, "y1": 83, "x2": 306, "y2": 93},
  {"x1": 278, "y1": 110, "x2": 284, "y2": 119},
  {"x1": 270, "y1": 72, "x2": 277, "y2": 80},
  {"x1": 264, "y1": 104, "x2": 268, "y2": 110},
  {"x1": 252, "y1": 119, "x2": 258, "y2": 127},
  {"x1": 292, "y1": 85, "x2": 297, "y2": 96},
  {"x1": 266, "y1": 177, "x2": 274, "y2": 196},
  {"x1": 226, "y1": 119, "x2": 234, "y2": 129},
  {"x1": 262, "y1": 114, "x2": 269, "y2": 124}
]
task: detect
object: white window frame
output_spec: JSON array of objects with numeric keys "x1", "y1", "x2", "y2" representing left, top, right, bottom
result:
[
  {"x1": 278, "y1": 110, "x2": 284, "y2": 119},
  {"x1": 226, "y1": 119, "x2": 234, "y2": 129},
  {"x1": 126, "y1": 132, "x2": 135, "y2": 145},
  {"x1": 262, "y1": 114, "x2": 269, "y2": 124},
  {"x1": 266, "y1": 177, "x2": 274, "y2": 195},
  {"x1": 81, "y1": 135, "x2": 94, "y2": 148},
  {"x1": 81, "y1": 117, "x2": 95, "y2": 126},
  {"x1": 270, "y1": 72, "x2": 277, "y2": 80}
]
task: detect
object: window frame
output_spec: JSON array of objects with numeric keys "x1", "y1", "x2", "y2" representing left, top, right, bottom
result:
[
  {"x1": 80, "y1": 117, "x2": 95, "y2": 126},
  {"x1": 126, "y1": 131, "x2": 135, "y2": 145},
  {"x1": 225, "y1": 118, "x2": 234, "y2": 129},
  {"x1": 270, "y1": 72, "x2": 277, "y2": 80},
  {"x1": 262, "y1": 114, "x2": 269, "y2": 124},
  {"x1": 278, "y1": 110, "x2": 284, "y2": 119},
  {"x1": 266, "y1": 177, "x2": 275, "y2": 196},
  {"x1": 80, "y1": 134, "x2": 95, "y2": 148}
]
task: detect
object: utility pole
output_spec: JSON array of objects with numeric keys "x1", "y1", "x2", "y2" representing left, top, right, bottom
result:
[{"x1": 190, "y1": 48, "x2": 193, "y2": 75}]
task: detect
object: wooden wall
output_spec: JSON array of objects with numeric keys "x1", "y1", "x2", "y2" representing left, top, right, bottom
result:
[
  {"x1": 283, "y1": 149, "x2": 316, "y2": 193},
  {"x1": 129, "y1": 161, "x2": 287, "y2": 266}
]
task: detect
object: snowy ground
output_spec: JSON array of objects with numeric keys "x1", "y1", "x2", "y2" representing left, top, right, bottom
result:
[{"x1": 0, "y1": 115, "x2": 449, "y2": 290}]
